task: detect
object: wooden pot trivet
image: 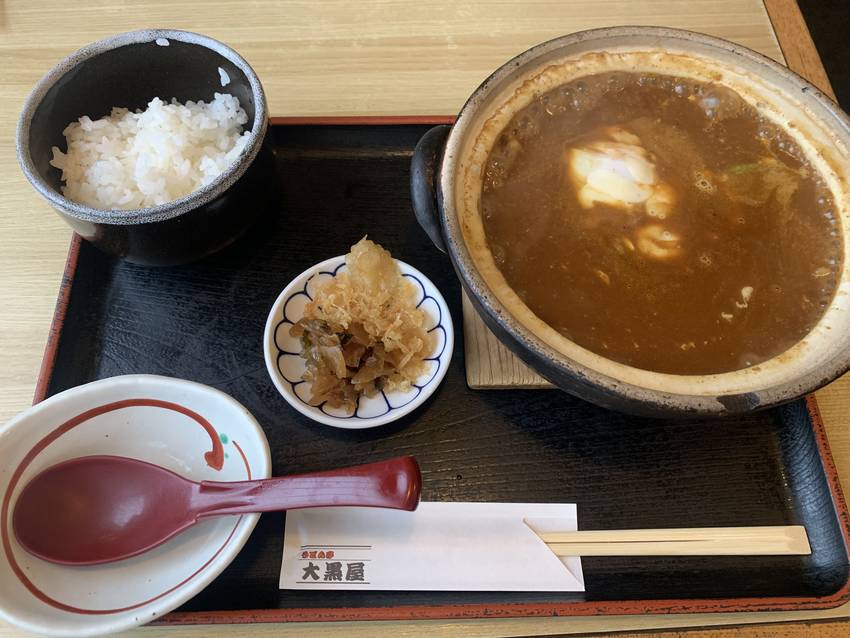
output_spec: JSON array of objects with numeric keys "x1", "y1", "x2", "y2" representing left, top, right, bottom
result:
[{"x1": 462, "y1": 292, "x2": 553, "y2": 389}]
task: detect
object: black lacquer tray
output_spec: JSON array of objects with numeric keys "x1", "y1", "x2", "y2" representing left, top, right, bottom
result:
[{"x1": 35, "y1": 119, "x2": 850, "y2": 623}]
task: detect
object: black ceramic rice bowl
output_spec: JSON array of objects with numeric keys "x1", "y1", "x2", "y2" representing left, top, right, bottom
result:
[{"x1": 17, "y1": 29, "x2": 271, "y2": 266}]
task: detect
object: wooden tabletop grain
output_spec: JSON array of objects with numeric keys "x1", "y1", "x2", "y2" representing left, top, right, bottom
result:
[{"x1": 1, "y1": 1, "x2": 848, "y2": 636}]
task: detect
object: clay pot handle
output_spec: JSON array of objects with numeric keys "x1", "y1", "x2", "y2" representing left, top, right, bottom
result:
[{"x1": 410, "y1": 125, "x2": 451, "y2": 253}]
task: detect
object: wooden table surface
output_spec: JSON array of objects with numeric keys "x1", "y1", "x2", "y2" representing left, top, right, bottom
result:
[{"x1": 1, "y1": 1, "x2": 848, "y2": 636}]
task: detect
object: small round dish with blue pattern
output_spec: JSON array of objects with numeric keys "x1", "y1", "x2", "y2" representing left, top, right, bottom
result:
[{"x1": 264, "y1": 255, "x2": 454, "y2": 429}]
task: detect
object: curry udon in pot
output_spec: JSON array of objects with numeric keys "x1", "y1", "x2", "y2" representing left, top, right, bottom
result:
[{"x1": 414, "y1": 27, "x2": 850, "y2": 415}]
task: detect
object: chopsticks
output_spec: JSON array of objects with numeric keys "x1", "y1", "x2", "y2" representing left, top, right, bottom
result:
[{"x1": 536, "y1": 525, "x2": 811, "y2": 557}]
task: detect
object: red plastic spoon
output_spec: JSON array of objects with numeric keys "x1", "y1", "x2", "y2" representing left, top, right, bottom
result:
[{"x1": 12, "y1": 455, "x2": 420, "y2": 566}]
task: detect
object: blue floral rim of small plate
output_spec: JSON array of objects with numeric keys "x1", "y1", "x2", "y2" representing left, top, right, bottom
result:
[{"x1": 263, "y1": 256, "x2": 454, "y2": 429}]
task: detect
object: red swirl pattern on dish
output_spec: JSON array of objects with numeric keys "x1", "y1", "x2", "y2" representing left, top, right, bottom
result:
[{"x1": 1, "y1": 398, "x2": 251, "y2": 615}]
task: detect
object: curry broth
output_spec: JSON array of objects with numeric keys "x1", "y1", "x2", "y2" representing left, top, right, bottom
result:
[{"x1": 480, "y1": 72, "x2": 842, "y2": 375}]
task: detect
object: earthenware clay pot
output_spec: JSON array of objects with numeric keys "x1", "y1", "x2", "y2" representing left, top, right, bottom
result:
[
  {"x1": 17, "y1": 29, "x2": 272, "y2": 266},
  {"x1": 411, "y1": 26, "x2": 850, "y2": 416}
]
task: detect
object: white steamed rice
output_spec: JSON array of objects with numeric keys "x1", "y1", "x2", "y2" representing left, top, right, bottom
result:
[{"x1": 49, "y1": 93, "x2": 251, "y2": 210}]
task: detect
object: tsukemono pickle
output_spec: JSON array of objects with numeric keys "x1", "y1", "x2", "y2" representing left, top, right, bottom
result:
[
  {"x1": 412, "y1": 27, "x2": 850, "y2": 415},
  {"x1": 291, "y1": 238, "x2": 434, "y2": 411},
  {"x1": 17, "y1": 29, "x2": 270, "y2": 265}
]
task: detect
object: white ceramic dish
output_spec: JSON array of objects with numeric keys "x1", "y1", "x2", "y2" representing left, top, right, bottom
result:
[
  {"x1": 264, "y1": 255, "x2": 454, "y2": 429},
  {"x1": 0, "y1": 375, "x2": 271, "y2": 637}
]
